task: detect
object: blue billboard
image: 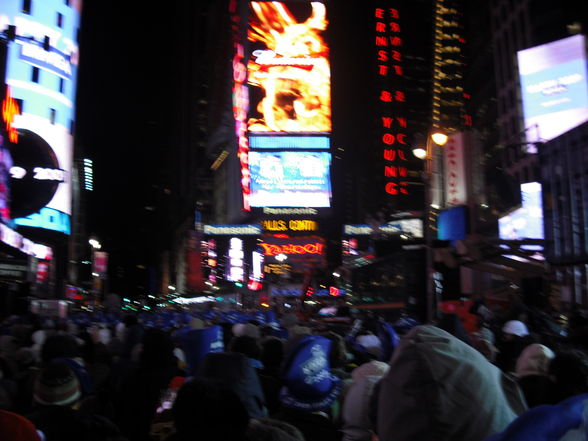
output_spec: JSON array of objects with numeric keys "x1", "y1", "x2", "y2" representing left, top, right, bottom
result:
[
  {"x1": 518, "y1": 35, "x2": 588, "y2": 143},
  {"x1": 249, "y1": 151, "x2": 332, "y2": 207},
  {"x1": 1, "y1": 0, "x2": 81, "y2": 234}
]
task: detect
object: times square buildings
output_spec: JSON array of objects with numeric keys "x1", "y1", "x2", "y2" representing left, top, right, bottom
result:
[{"x1": 0, "y1": 0, "x2": 587, "y2": 316}]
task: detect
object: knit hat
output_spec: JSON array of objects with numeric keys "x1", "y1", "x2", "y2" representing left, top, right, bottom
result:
[
  {"x1": 502, "y1": 320, "x2": 529, "y2": 337},
  {"x1": 33, "y1": 361, "x2": 81, "y2": 406},
  {"x1": 515, "y1": 343, "x2": 555, "y2": 377},
  {"x1": 280, "y1": 335, "x2": 342, "y2": 412}
]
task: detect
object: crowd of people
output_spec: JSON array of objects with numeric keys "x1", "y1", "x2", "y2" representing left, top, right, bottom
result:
[{"x1": 0, "y1": 300, "x2": 587, "y2": 441}]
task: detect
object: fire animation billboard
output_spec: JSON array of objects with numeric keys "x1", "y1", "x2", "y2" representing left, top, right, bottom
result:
[{"x1": 247, "y1": 2, "x2": 331, "y2": 134}]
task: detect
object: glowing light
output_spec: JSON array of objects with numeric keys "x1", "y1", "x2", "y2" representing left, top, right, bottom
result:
[
  {"x1": 412, "y1": 147, "x2": 427, "y2": 159},
  {"x1": 2, "y1": 87, "x2": 20, "y2": 143},
  {"x1": 261, "y1": 242, "x2": 324, "y2": 256},
  {"x1": 431, "y1": 132, "x2": 448, "y2": 146},
  {"x1": 248, "y1": 2, "x2": 331, "y2": 133}
]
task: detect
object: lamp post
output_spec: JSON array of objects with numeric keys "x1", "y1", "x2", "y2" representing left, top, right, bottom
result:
[
  {"x1": 89, "y1": 237, "x2": 107, "y2": 307},
  {"x1": 413, "y1": 131, "x2": 448, "y2": 322}
]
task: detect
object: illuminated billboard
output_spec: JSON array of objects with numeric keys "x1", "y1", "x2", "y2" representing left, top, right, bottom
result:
[
  {"x1": 1, "y1": 0, "x2": 81, "y2": 234},
  {"x1": 499, "y1": 182, "x2": 544, "y2": 250},
  {"x1": 261, "y1": 234, "x2": 326, "y2": 272},
  {"x1": 518, "y1": 35, "x2": 588, "y2": 143},
  {"x1": 247, "y1": 1, "x2": 330, "y2": 134},
  {"x1": 249, "y1": 151, "x2": 331, "y2": 207}
]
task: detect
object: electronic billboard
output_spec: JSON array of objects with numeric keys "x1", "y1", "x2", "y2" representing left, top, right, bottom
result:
[
  {"x1": 248, "y1": 151, "x2": 331, "y2": 207},
  {"x1": 499, "y1": 182, "x2": 544, "y2": 251},
  {"x1": 247, "y1": 1, "x2": 331, "y2": 134},
  {"x1": 518, "y1": 35, "x2": 588, "y2": 143},
  {"x1": 1, "y1": 0, "x2": 81, "y2": 234}
]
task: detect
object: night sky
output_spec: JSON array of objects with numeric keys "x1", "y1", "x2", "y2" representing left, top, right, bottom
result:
[{"x1": 75, "y1": 2, "x2": 182, "y2": 267}]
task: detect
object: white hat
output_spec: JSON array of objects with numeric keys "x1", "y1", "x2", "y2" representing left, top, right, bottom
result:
[
  {"x1": 515, "y1": 343, "x2": 555, "y2": 377},
  {"x1": 356, "y1": 334, "x2": 383, "y2": 358},
  {"x1": 352, "y1": 360, "x2": 390, "y2": 381},
  {"x1": 502, "y1": 320, "x2": 529, "y2": 337}
]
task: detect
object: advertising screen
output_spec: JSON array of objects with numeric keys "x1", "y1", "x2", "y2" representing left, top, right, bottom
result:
[
  {"x1": 247, "y1": 1, "x2": 330, "y2": 134},
  {"x1": 438, "y1": 205, "x2": 469, "y2": 242},
  {"x1": 249, "y1": 151, "x2": 331, "y2": 207},
  {"x1": 499, "y1": 182, "x2": 544, "y2": 250},
  {"x1": 261, "y1": 234, "x2": 326, "y2": 272},
  {"x1": 1, "y1": 0, "x2": 81, "y2": 234},
  {"x1": 518, "y1": 35, "x2": 588, "y2": 143}
]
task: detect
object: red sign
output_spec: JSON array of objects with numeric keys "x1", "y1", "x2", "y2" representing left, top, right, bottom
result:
[
  {"x1": 374, "y1": 7, "x2": 410, "y2": 197},
  {"x1": 261, "y1": 242, "x2": 324, "y2": 256},
  {"x1": 2, "y1": 86, "x2": 20, "y2": 143},
  {"x1": 261, "y1": 235, "x2": 326, "y2": 272},
  {"x1": 231, "y1": 1, "x2": 251, "y2": 211}
]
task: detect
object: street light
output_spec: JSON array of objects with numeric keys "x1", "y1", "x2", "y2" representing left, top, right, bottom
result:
[
  {"x1": 89, "y1": 238, "x2": 101, "y2": 250},
  {"x1": 413, "y1": 130, "x2": 448, "y2": 323}
]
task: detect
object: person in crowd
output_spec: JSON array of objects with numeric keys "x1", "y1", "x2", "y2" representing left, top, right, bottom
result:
[
  {"x1": 258, "y1": 336, "x2": 285, "y2": 415},
  {"x1": 548, "y1": 348, "x2": 588, "y2": 404},
  {"x1": 514, "y1": 343, "x2": 556, "y2": 407},
  {"x1": 377, "y1": 325, "x2": 527, "y2": 441},
  {"x1": 483, "y1": 393, "x2": 588, "y2": 441},
  {"x1": 495, "y1": 320, "x2": 535, "y2": 373},
  {"x1": 112, "y1": 328, "x2": 179, "y2": 441},
  {"x1": 40, "y1": 333, "x2": 94, "y2": 398},
  {"x1": 26, "y1": 360, "x2": 124, "y2": 441},
  {"x1": 355, "y1": 332, "x2": 382, "y2": 361},
  {"x1": 199, "y1": 350, "x2": 268, "y2": 419},
  {"x1": 12, "y1": 348, "x2": 39, "y2": 414},
  {"x1": 273, "y1": 334, "x2": 343, "y2": 441},
  {"x1": 166, "y1": 377, "x2": 250, "y2": 441},
  {"x1": 246, "y1": 417, "x2": 305, "y2": 441},
  {"x1": 0, "y1": 408, "x2": 43, "y2": 441},
  {"x1": 341, "y1": 360, "x2": 389, "y2": 441},
  {"x1": 319, "y1": 331, "x2": 352, "y2": 381}
]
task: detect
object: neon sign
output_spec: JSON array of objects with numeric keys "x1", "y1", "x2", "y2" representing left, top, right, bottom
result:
[
  {"x1": 261, "y1": 219, "x2": 318, "y2": 232},
  {"x1": 374, "y1": 7, "x2": 411, "y2": 197},
  {"x1": 261, "y1": 242, "x2": 324, "y2": 256},
  {"x1": 231, "y1": 0, "x2": 251, "y2": 211},
  {"x1": 2, "y1": 87, "x2": 20, "y2": 143}
]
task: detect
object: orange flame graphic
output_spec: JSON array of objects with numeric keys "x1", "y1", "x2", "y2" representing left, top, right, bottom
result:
[{"x1": 248, "y1": 2, "x2": 331, "y2": 132}]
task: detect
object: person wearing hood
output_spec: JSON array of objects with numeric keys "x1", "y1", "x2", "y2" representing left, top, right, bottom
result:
[
  {"x1": 514, "y1": 343, "x2": 556, "y2": 408},
  {"x1": 341, "y1": 360, "x2": 390, "y2": 441},
  {"x1": 377, "y1": 325, "x2": 527, "y2": 441}
]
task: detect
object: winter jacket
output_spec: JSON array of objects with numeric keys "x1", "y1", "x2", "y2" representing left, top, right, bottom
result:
[{"x1": 377, "y1": 325, "x2": 528, "y2": 441}]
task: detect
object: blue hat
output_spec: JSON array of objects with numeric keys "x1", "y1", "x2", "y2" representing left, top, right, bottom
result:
[
  {"x1": 280, "y1": 335, "x2": 342, "y2": 412},
  {"x1": 485, "y1": 393, "x2": 588, "y2": 441},
  {"x1": 378, "y1": 321, "x2": 400, "y2": 362},
  {"x1": 393, "y1": 316, "x2": 420, "y2": 335},
  {"x1": 177, "y1": 325, "x2": 224, "y2": 376}
]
